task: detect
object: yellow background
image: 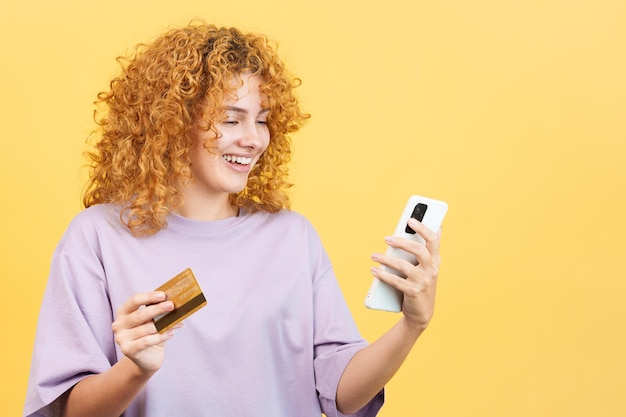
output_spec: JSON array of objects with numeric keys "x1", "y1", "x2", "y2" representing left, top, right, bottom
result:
[{"x1": 2, "y1": 0, "x2": 625, "y2": 416}]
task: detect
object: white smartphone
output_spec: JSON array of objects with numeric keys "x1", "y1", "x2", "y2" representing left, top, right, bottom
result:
[{"x1": 364, "y1": 195, "x2": 448, "y2": 312}]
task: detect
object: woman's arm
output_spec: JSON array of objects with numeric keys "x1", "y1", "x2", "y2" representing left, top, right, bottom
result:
[
  {"x1": 337, "y1": 219, "x2": 442, "y2": 414},
  {"x1": 61, "y1": 291, "x2": 177, "y2": 417},
  {"x1": 61, "y1": 356, "x2": 155, "y2": 417}
]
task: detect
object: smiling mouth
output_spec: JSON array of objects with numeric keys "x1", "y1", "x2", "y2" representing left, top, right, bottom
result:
[{"x1": 223, "y1": 155, "x2": 252, "y2": 165}]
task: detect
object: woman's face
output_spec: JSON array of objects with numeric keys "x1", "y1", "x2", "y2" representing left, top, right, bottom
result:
[{"x1": 188, "y1": 73, "x2": 270, "y2": 200}]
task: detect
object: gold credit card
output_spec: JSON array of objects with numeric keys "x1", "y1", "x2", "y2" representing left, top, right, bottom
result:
[{"x1": 152, "y1": 268, "x2": 207, "y2": 333}]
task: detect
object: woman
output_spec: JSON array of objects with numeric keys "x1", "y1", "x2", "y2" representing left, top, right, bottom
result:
[{"x1": 24, "y1": 21, "x2": 442, "y2": 417}]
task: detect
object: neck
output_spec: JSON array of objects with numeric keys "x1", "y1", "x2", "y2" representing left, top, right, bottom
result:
[{"x1": 174, "y1": 193, "x2": 239, "y2": 221}]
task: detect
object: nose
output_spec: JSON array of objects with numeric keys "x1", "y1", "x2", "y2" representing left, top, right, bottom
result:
[{"x1": 239, "y1": 121, "x2": 265, "y2": 149}]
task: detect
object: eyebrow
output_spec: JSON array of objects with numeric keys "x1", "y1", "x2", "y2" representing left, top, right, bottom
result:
[{"x1": 226, "y1": 106, "x2": 270, "y2": 115}]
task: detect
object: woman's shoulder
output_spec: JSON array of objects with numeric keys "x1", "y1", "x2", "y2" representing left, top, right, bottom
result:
[
  {"x1": 59, "y1": 204, "x2": 128, "y2": 245},
  {"x1": 67, "y1": 204, "x2": 123, "y2": 229},
  {"x1": 260, "y1": 208, "x2": 315, "y2": 229}
]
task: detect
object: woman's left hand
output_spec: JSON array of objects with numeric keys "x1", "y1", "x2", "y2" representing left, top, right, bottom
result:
[{"x1": 370, "y1": 218, "x2": 442, "y2": 330}]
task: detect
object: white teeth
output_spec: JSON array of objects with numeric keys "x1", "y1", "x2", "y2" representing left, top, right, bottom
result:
[{"x1": 223, "y1": 155, "x2": 252, "y2": 165}]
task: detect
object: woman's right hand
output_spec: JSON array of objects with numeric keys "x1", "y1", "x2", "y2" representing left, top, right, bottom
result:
[{"x1": 111, "y1": 291, "x2": 178, "y2": 374}]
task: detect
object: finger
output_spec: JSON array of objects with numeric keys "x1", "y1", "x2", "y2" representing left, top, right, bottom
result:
[
  {"x1": 385, "y1": 228, "x2": 442, "y2": 269},
  {"x1": 380, "y1": 237, "x2": 432, "y2": 272},
  {"x1": 112, "y1": 299, "x2": 174, "y2": 332},
  {"x1": 113, "y1": 315, "x2": 180, "y2": 352},
  {"x1": 406, "y1": 219, "x2": 443, "y2": 262},
  {"x1": 370, "y1": 265, "x2": 426, "y2": 295},
  {"x1": 406, "y1": 218, "x2": 439, "y2": 243},
  {"x1": 372, "y1": 251, "x2": 419, "y2": 279},
  {"x1": 114, "y1": 320, "x2": 159, "y2": 345},
  {"x1": 135, "y1": 301, "x2": 175, "y2": 325},
  {"x1": 116, "y1": 291, "x2": 168, "y2": 315},
  {"x1": 116, "y1": 326, "x2": 175, "y2": 356},
  {"x1": 424, "y1": 226, "x2": 442, "y2": 264}
]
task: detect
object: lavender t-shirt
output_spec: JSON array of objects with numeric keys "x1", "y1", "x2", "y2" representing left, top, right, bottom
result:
[{"x1": 24, "y1": 204, "x2": 384, "y2": 417}]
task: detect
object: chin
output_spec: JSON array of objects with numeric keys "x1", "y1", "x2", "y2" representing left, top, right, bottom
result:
[{"x1": 226, "y1": 181, "x2": 250, "y2": 195}]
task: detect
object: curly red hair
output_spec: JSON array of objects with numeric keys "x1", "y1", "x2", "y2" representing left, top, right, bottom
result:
[{"x1": 83, "y1": 21, "x2": 309, "y2": 235}]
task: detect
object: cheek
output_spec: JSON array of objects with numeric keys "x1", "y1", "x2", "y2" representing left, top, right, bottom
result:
[
  {"x1": 189, "y1": 140, "x2": 206, "y2": 164},
  {"x1": 193, "y1": 127, "x2": 219, "y2": 153},
  {"x1": 261, "y1": 129, "x2": 271, "y2": 151},
  {"x1": 190, "y1": 139, "x2": 220, "y2": 169},
  {"x1": 261, "y1": 136, "x2": 271, "y2": 152}
]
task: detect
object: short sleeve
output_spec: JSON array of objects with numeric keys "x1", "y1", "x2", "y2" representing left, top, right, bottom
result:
[
  {"x1": 308, "y1": 227, "x2": 384, "y2": 416},
  {"x1": 24, "y1": 218, "x2": 116, "y2": 417}
]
